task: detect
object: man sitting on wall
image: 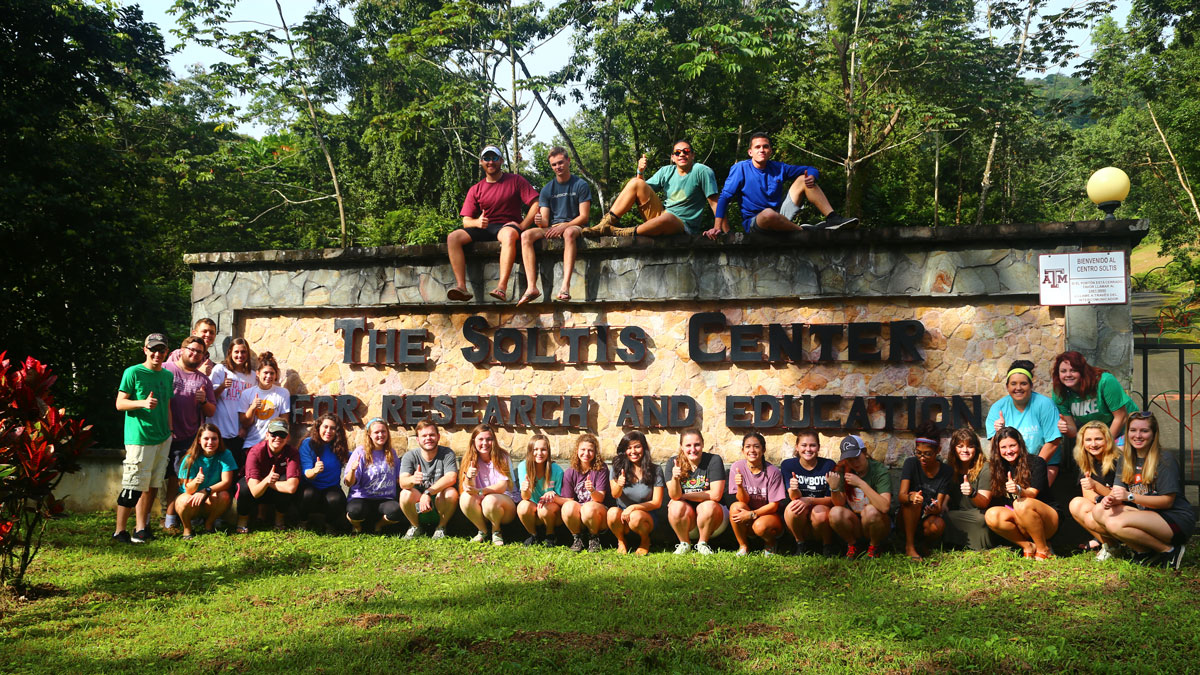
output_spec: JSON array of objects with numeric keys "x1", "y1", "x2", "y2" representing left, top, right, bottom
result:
[
  {"x1": 446, "y1": 144, "x2": 540, "y2": 302},
  {"x1": 582, "y1": 140, "x2": 719, "y2": 238},
  {"x1": 706, "y1": 132, "x2": 857, "y2": 239},
  {"x1": 517, "y1": 146, "x2": 591, "y2": 305}
]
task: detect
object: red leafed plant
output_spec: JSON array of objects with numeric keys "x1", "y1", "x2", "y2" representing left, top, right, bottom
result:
[{"x1": 0, "y1": 351, "x2": 93, "y2": 593}]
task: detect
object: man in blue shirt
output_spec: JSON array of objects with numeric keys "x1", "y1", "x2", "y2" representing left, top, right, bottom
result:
[
  {"x1": 707, "y1": 133, "x2": 857, "y2": 238},
  {"x1": 517, "y1": 147, "x2": 592, "y2": 305}
]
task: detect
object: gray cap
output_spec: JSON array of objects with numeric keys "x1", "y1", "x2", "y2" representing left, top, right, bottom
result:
[
  {"x1": 266, "y1": 419, "x2": 289, "y2": 435},
  {"x1": 838, "y1": 435, "x2": 866, "y2": 460},
  {"x1": 144, "y1": 333, "x2": 168, "y2": 349}
]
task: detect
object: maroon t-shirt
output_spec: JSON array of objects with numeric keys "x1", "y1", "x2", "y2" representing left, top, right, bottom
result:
[
  {"x1": 244, "y1": 441, "x2": 301, "y2": 481},
  {"x1": 459, "y1": 173, "x2": 539, "y2": 226}
]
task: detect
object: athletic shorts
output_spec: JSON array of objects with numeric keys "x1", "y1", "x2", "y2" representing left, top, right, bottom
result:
[
  {"x1": 685, "y1": 502, "x2": 730, "y2": 540},
  {"x1": 746, "y1": 194, "x2": 804, "y2": 234},
  {"x1": 458, "y1": 222, "x2": 522, "y2": 243},
  {"x1": 122, "y1": 439, "x2": 171, "y2": 492}
]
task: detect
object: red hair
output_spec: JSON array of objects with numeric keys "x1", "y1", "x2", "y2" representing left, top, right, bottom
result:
[{"x1": 1051, "y1": 351, "x2": 1103, "y2": 399}]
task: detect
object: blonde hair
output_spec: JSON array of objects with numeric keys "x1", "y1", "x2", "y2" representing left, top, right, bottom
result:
[
  {"x1": 675, "y1": 428, "x2": 704, "y2": 475},
  {"x1": 359, "y1": 419, "x2": 396, "y2": 469},
  {"x1": 1120, "y1": 413, "x2": 1161, "y2": 487},
  {"x1": 459, "y1": 424, "x2": 511, "y2": 490},
  {"x1": 525, "y1": 434, "x2": 553, "y2": 491},
  {"x1": 1073, "y1": 420, "x2": 1117, "y2": 480}
]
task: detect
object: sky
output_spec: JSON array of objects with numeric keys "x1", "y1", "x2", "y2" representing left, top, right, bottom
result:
[{"x1": 136, "y1": 0, "x2": 1130, "y2": 148}]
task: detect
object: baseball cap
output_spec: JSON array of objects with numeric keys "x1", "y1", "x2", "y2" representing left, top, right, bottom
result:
[
  {"x1": 480, "y1": 144, "x2": 504, "y2": 161},
  {"x1": 266, "y1": 419, "x2": 290, "y2": 436},
  {"x1": 144, "y1": 333, "x2": 168, "y2": 350},
  {"x1": 838, "y1": 435, "x2": 866, "y2": 460}
]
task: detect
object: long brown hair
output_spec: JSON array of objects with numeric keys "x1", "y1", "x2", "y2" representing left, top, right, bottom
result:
[
  {"x1": 989, "y1": 427, "x2": 1031, "y2": 496},
  {"x1": 223, "y1": 337, "x2": 253, "y2": 374},
  {"x1": 359, "y1": 418, "x2": 396, "y2": 468},
  {"x1": 949, "y1": 427, "x2": 985, "y2": 483},
  {"x1": 181, "y1": 423, "x2": 225, "y2": 475},
  {"x1": 460, "y1": 424, "x2": 511, "y2": 490},
  {"x1": 1073, "y1": 420, "x2": 1117, "y2": 480},
  {"x1": 675, "y1": 428, "x2": 704, "y2": 475},
  {"x1": 308, "y1": 413, "x2": 350, "y2": 464},
  {"x1": 524, "y1": 434, "x2": 554, "y2": 491},
  {"x1": 1120, "y1": 412, "x2": 1162, "y2": 487},
  {"x1": 571, "y1": 433, "x2": 605, "y2": 473}
]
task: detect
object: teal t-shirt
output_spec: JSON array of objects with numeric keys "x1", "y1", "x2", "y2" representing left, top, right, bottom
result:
[
  {"x1": 985, "y1": 392, "x2": 1064, "y2": 464},
  {"x1": 177, "y1": 449, "x2": 238, "y2": 493},
  {"x1": 1053, "y1": 371, "x2": 1138, "y2": 429},
  {"x1": 118, "y1": 364, "x2": 174, "y2": 446},
  {"x1": 516, "y1": 460, "x2": 564, "y2": 502},
  {"x1": 645, "y1": 163, "x2": 719, "y2": 234}
]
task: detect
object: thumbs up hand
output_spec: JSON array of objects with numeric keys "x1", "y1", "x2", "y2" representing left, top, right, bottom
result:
[
  {"x1": 313, "y1": 457, "x2": 325, "y2": 474},
  {"x1": 194, "y1": 466, "x2": 206, "y2": 486},
  {"x1": 616, "y1": 472, "x2": 627, "y2": 488},
  {"x1": 960, "y1": 474, "x2": 972, "y2": 496},
  {"x1": 145, "y1": 391, "x2": 158, "y2": 410},
  {"x1": 1079, "y1": 474, "x2": 1093, "y2": 492},
  {"x1": 735, "y1": 469, "x2": 744, "y2": 487},
  {"x1": 790, "y1": 475, "x2": 800, "y2": 491},
  {"x1": 994, "y1": 410, "x2": 1005, "y2": 433},
  {"x1": 637, "y1": 154, "x2": 648, "y2": 174},
  {"x1": 479, "y1": 209, "x2": 489, "y2": 229},
  {"x1": 910, "y1": 489, "x2": 924, "y2": 506},
  {"x1": 1006, "y1": 471, "x2": 1019, "y2": 497}
]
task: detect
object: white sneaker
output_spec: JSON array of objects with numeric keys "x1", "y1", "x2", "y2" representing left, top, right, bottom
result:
[
  {"x1": 695, "y1": 541, "x2": 714, "y2": 555},
  {"x1": 492, "y1": 531, "x2": 505, "y2": 547},
  {"x1": 431, "y1": 528, "x2": 446, "y2": 540},
  {"x1": 762, "y1": 546, "x2": 776, "y2": 558},
  {"x1": 735, "y1": 548, "x2": 749, "y2": 557},
  {"x1": 403, "y1": 526, "x2": 421, "y2": 540},
  {"x1": 470, "y1": 530, "x2": 487, "y2": 543},
  {"x1": 673, "y1": 542, "x2": 692, "y2": 555},
  {"x1": 1096, "y1": 544, "x2": 1114, "y2": 562}
]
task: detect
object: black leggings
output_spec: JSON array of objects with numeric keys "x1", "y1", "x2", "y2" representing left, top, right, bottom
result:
[
  {"x1": 347, "y1": 498, "x2": 402, "y2": 524},
  {"x1": 237, "y1": 478, "x2": 295, "y2": 516},
  {"x1": 301, "y1": 485, "x2": 347, "y2": 521}
]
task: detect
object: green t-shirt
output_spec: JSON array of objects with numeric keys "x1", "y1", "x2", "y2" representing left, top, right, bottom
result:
[
  {"x1": 516, "y1": 460, "x2": 564, "y2": 502},
  {"x1": 118, "y1": 364, "x2": 174, "y2": 446},
  {"x1": 645, "y1": 163, "x2": 719, "y2": 234},
  {"x1": 845, "y1": 458, "x2": 892, "y2": 513},
  {"x1": 1053, "y1": 371, "x2": 1137, "y2": 429}
]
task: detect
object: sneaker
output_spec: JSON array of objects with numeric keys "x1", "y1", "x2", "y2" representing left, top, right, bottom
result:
[
  {"x1": 570, "y1": 534, "x2": 586, "y2": 553},
  {"x1": 822, "y1": 542, "x2": 839, "y2": 558},
  {"x1": 695, "y1": 541, "x2": 714, "y2": 556},
  {"x1": 866, "y1": 544, "x2": 880, "y2": 559},
  {"x1": 735, "y1": 548, "x2": 749, "y2": 557},
  {"x1": 131, "y1": 528, "x2": 153, "y2": 543},
  {"x1": 492, "y1": 531, "x2": 505, "y2": 547},
  {"x1": 403, "y1": 526, "x2": 421, "y2": 540},
  {"x1": 1171, "y1": 544, "x2": 1187, "y2": 570},
  {"x1": 1144, "y1": 548, "x2": 1175, "y2": 568},
  {"x1": 673, "y1": 542, "x2": 692, "y2": 555},
  {"x1": 470, "y1": 530, "x2": 487, "y2": 543},
  {"x1": 793, "y1": 540, "x2": 808, "y2": 557},
  {"x1": 816, "y1": 214, "x2": 858, "y2": 230},
  {"x1": 431, "y1": 528, "x2": 446, "y2": 540},
  {"x1": 112, "y1": 531, "x2": 135, "y2": 544},
  {"x1": 541, "y1": 535, "x2": 556, "y2": 547},
  {"x1": 587, "y1": 537, "x2": 602, "y2": 553},
  {"x1": 763, "y1": 545, "x2": 776, "y2": 558},
  {"x1": 1131, "y1": 549, "x2": 1155, "y2": 566},
  {"x1": 845, "y1": 544, "x2": 860, "y2": 560},
  {"x1": 1095, "y1": 544, "x2": 1115, "y2": 562},
  {"x1": 523, "y1": 535, "x2": 538, "y2": 547}
]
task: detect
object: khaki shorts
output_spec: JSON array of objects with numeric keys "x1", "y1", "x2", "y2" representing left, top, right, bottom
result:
[
  {"x1": 636, "y1": 189, "x2": 666, "y2": 221},
  {"x1": 122, "y1": 439, "x2": 171, "y2": 492}
]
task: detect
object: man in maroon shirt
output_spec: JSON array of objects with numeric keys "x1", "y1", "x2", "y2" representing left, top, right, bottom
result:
[{"x1": 446, "y1": 145, "x2": 540, "y2": 302}]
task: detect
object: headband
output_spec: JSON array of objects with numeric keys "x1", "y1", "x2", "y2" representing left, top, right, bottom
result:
[
  {"x1": 915, "y1": 437, "x2": 938, "y2": 447},
  {"x1": 1006, "y1": 367, "x2": 1033, "y2": 382},
  {"x1": 365, "y1": 417, "x2": 385, "y2": 428}
]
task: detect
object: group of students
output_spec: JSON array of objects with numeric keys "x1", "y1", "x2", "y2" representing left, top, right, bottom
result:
[
  {"x1": 112, "y1": 323, "x2": 1193, "y2": 567},
  {"x1": 444, "y1": 135, "x2": 858, "y2": 305}
]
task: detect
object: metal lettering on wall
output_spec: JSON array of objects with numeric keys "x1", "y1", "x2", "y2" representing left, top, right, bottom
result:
[{"x1": 301, "y1": 314, "x2": 980, "y2": 431}]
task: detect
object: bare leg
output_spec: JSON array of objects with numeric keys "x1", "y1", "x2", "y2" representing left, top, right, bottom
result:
[
  {"x1": 519, "y1": 228, "x2": 546, "y2": 301},
  {"x1": 458, "y1": 492, "x2": 489, "y2": 533},
  {"x1": 447, "y1": 229, "x2": 473, "y2": 294},
  {"x1": 518, "y1": 499, "x2": 540, "y2": 535},
  {"x1": 753, "y1": 514, "x2": 784, "y2": 550},
  {"x1": 861, "y1": 506, "x2": 890, "y2": 546},
  {"x1": 668, "y1": 500, "x2": 696, "y2": 543},
  {"x1": 730, "y1": 502, "x2": 753, "y2": 553},
  {"x1": 828, "y1": 506, "x2": 863, "y2": 544},
  {"x1": 561, "y1": 500, "x2": 583, "y2": 534},
  {"x1": 1013, "y1": 498, "x2": 1059, "y2": 555},
  {"x1": 811, "y1": 505, "x2": 832, "y2": 544},
  {"x1": 135, "y1": 487, "x2": 157, "y2": 533},
  {"x1": 695, "y1": 501, "x2": 724, "y2": 544},
  {"x1": 628, "y1": 510, "x2": 654, "y2": 555},
  {"x1": 787, "y1": 176, "x2": 834, "y2": 216},
  {"x1": 538, "y1": 502, "x2": 561, "y2": 536},
  {"x1": 559, "y1": 226, "x2": 581, "y2": 295},
  {"x1": 204, "y1": 491, "x2": 230, "y2": 529},
  {"x1": 986, "y1": 506, "x2": 1034, "y2": 555},
  {"x1": 495, "y1": 227, "x2": 520, "y2": 295},
  {"x1": 751, "y1": 209, "x2": 805, "y2": 232},
  {"x1": 435, "y1": 489, "x2": 458, "y2": 528},
  {"x1": 607, "y1": 506, "x2": 628, "y2": 552},
  {"x1": 581, "y1": 502, "x2": 607, "y2": 535},
  {"x1": 901, "y1": 502, "x2": 923, "y2": 558},
  {"x1": 626, "y1": 212, "x2": 685, "y2": 236}
]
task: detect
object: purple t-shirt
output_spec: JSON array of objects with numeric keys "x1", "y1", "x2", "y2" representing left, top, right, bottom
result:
[
  {"x1": 348, "y1": 447, "x2": 399, "y2": 500},
  {"x1": 164, "y1": 359, "x2": 216, "y2": 441},
  {"x1": 727, "y1": 459, "x2": 786, "y2": 509},
  {"x1": 561, "y1": 465, "x2": 611, "y2": 504}
]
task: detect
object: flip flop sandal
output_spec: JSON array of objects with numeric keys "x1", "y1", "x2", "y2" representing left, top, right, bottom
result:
[
  {"x1": 488, "y1": 288, "x2": 507, "y2": 301},
  {"x1": 555, "y1": 291, "x2": 571, "y2": 301},
  {"x1": 516, "y1": 289, "x2": 541, "y2": 307},
  {"x1": 447, "y1": 287, "x2": 472, "y2": 302}
]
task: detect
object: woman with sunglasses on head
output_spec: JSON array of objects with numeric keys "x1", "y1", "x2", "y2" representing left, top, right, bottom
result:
[
  {"x1": 561, "y1": 433, "x2": 611, "y2": 553},
  {"x1": 728, "y1": 432, "x2": 786, "y2": 557},
  {"x1": 607, "y1": 431, "x2": 664, "y2": 556},
  {"x1": 984, "y1": 427, "x2": 1058, "y2": 559},
  {"x1": 209, "y1": 338, "x2": 255, "y2": 470},
  {"x1": 458, "y1": 424, "x2": 519, "y2": 545},
  {"x1": 516, "y1": 434, "x2": 564, "y2": 546},
  {"x1": 298, "y1": 413, "x2": 350, "y2": 533},
  {"x1": 1051, "y1": 351, "x2": 1138, "y2": 441},
  {"x1": 344, "y1": 418, "x2": 403, "y2": 534},
  {"x1": 898, "y1": 423, "x2": 953, "y2": 561},
  {"x1": 944, "y1": 428, "x2": 994, "y2": 551},
  {"x1": 1068, "y1": 420, "x2": 1120, "y2": 559},
  {"x1": 985, "y1": 360, "x2": 1064, "y2": 485},
  {"x1": 1093, "y1": 412, "x2": 1194, "y2": 568},
  {"x1": 781, "y1": 430, "x2": 837, "y2": 556}
]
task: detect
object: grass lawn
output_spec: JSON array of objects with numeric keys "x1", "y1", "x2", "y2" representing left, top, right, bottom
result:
[{"x1": 2, "y1": 513, "x2": 1199, "y2": 674}]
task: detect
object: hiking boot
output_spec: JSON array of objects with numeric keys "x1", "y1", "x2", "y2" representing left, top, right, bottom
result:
[
  {"x1": 570, "y1": 534, "x2": 586, "y2": 553},
  {"x1": 587, "y1": 537, "x2": 602, "y2": 553},
  {"x1": 611, "y1": 225, "x2": 639, "y2": 237},
  {"x1": 816, "y1": 214, "x2": 858, "y2": 230}
]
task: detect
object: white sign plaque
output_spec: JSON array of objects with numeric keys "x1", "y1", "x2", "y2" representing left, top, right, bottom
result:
[{"x1": 1039, "y1": 251, "x2": 1126, "y2": 305}]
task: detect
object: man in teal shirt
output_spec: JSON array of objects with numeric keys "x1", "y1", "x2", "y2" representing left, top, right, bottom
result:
[
  {"x1": 582, "y1": 140, "x2": 718, "y2": 237},
  {"x1": 113, "y1": 333, "x2": 175, "y2": 544}
]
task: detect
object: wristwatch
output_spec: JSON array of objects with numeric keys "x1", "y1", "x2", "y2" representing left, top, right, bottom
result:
[
  {"x1": 204, "y1": 487, "x2": 212, "y2": 496},
  {"x1": 1126, "y1": 493, "x2": 1136, "y2": 504}
]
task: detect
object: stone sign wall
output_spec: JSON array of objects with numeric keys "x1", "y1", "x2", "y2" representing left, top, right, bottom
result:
[{"x1": 185, "y1": 220, "x2": 1147, "y2": 467}]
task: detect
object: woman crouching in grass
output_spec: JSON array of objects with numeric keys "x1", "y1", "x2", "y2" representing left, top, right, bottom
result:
[
  {"x1": 781, "y1": 430, "x2": 836, "y2": 556},
  {"x1": 1093, "y1": 412, "x2": 1195, "y2": 568},
  {"x1": 516, "y1": 434, "x2": 564, "y2": 546},
  {"x1": 299, "y1": 413, "x2": 350, "y2": 533},
  {"x1": 1069, "y1": 420, "x2": 1119, "y2": 559},
  {"x1": 607, "y1": 431, "x2": 664, "y2": 556},
  {"x1": 728, "y1": 432, "x2": 785, "y2": 557},
  {"x1": 344, "y1": 418, "x2": 403, "y2": 534},
  {"x1": 984, "y1": 427, "x2": 1057, "y2": 559},
  {"x1": 174, "y1": 423, "x2": 236, "y2": 539},
  {"x1": 944, "y1": 428, "x2": 993, "y2": 551},
  {"x1": 561, "y1": 433, "x2": 611, "y2": 553},
  {"x1": 665, "y1": 428, "x2": 727, "y2": 555},
  {"x1": 458, "y1": 424, "x2": 519, "y2": 546},
  {"x1": 899, "y1": 423, "x2": 953, "y2": 561}
]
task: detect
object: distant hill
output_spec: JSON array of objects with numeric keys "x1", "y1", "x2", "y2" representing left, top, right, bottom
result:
[{"x1": 1027, "y1": 73, "x2": 1094, "y2": 128}]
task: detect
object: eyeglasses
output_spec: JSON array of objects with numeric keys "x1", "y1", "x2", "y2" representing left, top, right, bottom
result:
[
  {"x1": 184, "y1": 347, "x2": 205, "y2": 355},
  {"x1": 672, "y1": 149, "x2": 693, "y2": 156},
  {"x1": 915, "y1": 450, "x2": 938, "y2": 458}
]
